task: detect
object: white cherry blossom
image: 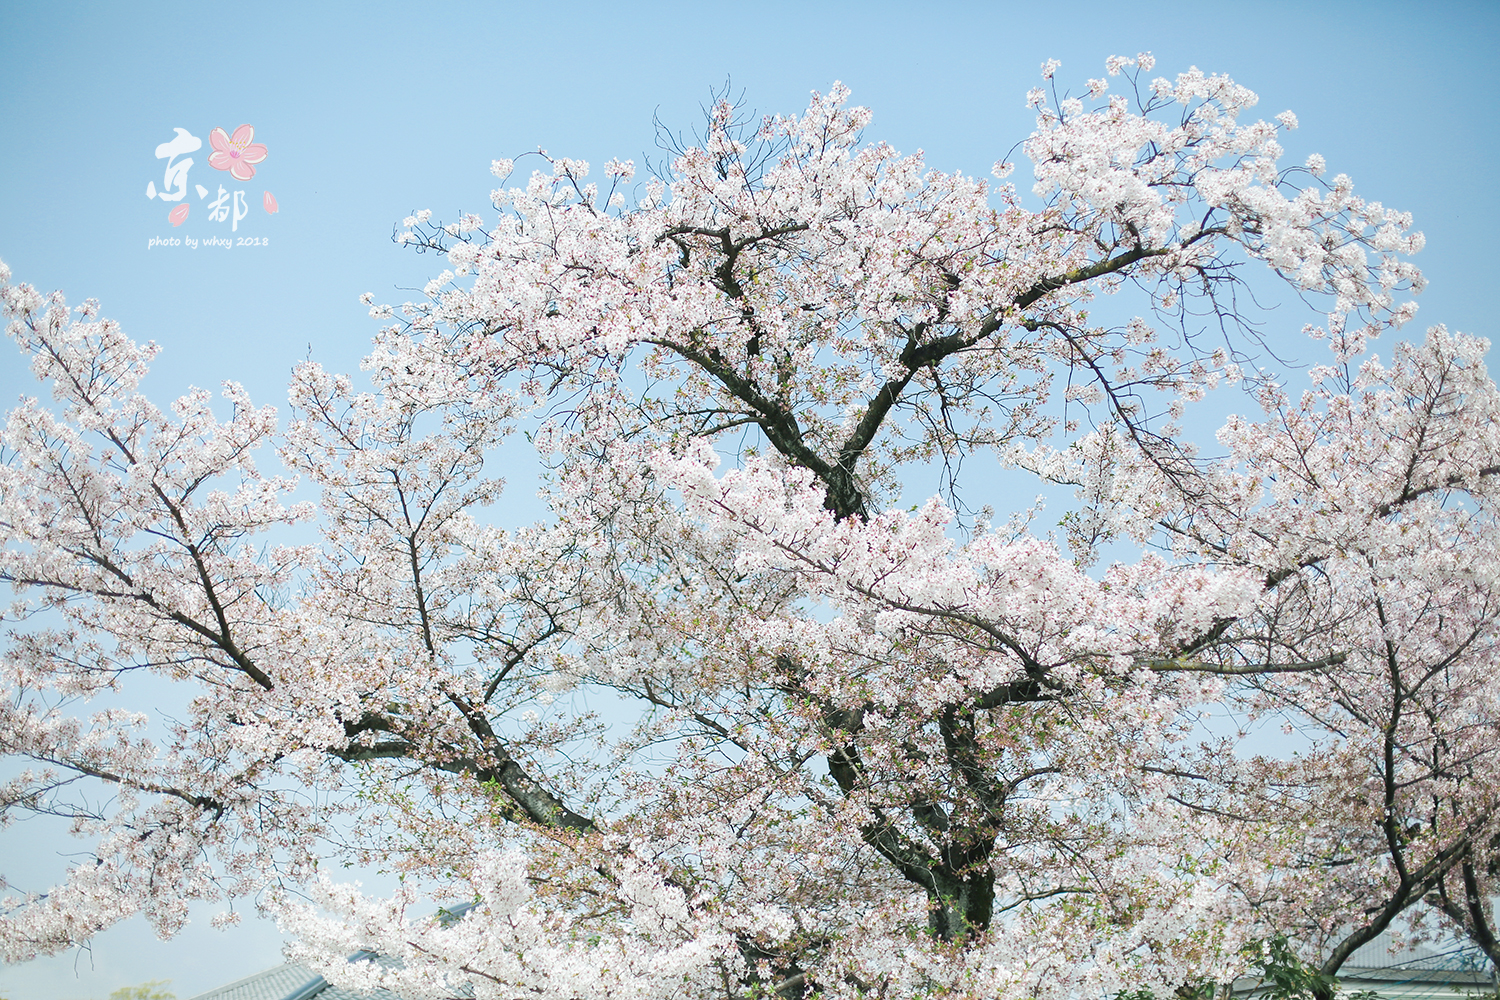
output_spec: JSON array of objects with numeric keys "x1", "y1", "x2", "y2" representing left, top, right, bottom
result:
[{"x1": 1, "y1": 59, "x2": 1492, "y2": 1000}]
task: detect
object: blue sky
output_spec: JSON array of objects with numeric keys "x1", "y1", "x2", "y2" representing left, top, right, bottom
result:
[{"x1": 1, "y1": 1, "x2": 1497, "y2": 996}]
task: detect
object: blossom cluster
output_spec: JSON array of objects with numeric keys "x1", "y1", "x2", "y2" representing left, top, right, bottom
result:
[{"x1": 1, "y1": 57, "x2": 1496, "y2": 1000}]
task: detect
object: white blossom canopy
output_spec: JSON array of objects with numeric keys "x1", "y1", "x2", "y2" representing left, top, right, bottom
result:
[{"x1": 2, "y1": 57, "x2": 1497, "y2": 1000}]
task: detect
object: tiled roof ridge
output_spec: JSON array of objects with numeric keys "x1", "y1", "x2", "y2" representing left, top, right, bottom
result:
[
  {"x1": 185, "y1": 902, "x2": 478, "y2": 1000},
  {"x1": 182, "y1": 960, "x2": 319, "y2": 1000}
]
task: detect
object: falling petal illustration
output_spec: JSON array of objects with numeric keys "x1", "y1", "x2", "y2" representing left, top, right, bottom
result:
[
  {"x1": 263, "y1": 191, "x2": 279, "y2": 214},
  {"x1": 169, "y1": 204, "x2": 190, "y2": 227}
]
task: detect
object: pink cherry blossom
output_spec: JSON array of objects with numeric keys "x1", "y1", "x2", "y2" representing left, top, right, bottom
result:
[
  {"x1": 0, "y1": 61, "x2": 1494, "y2": 1000},
  {"x1": 263, "y1": 190, "x2": 278, "y2": 214},
  {"x1": 207, "y1": 124, "x2": 267, "y2": 181},
  {"x1": 168, "y1": 203, "x2": 188, "y2": 226}
]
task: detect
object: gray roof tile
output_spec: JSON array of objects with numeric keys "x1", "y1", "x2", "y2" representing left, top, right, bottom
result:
[{"x1": 184, "y1": 962, "x2": 322, "y2": 1000}]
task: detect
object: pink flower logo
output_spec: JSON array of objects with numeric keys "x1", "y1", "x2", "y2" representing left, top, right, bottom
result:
[
  {"x1": 208, "y1": 124, "x2": 268, "y2": 182},
  {"x1": 168, "y1": 204, "x2": 189, "y2": 227}
]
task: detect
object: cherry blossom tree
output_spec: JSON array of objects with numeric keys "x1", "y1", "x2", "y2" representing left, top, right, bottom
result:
[{"x1": 3, "y1": 55, "x2": 1498, "y2": 1000}]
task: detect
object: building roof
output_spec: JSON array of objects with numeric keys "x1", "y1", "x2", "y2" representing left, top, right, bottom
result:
[
  {"x1": 1338, "y1": 935, "x2": 1496, "y2": 993},
  {"x1": 184, "y1": 960, "x2": 320, "y2": 1000},
  {"x1": 1233, "y1": 930, "x2": 1497, "y2": 999},
  {"x1": 187, "y1": 905, "x2": 479, "y2": 1000},
  {"x1": 185, "y1": 952, "x2": 407, "y2": 1000}
]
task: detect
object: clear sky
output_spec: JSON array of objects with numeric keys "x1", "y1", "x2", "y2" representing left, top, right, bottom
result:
[{"x1": 1, "y1": 1, "x2": 1497, "y2": 997}]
